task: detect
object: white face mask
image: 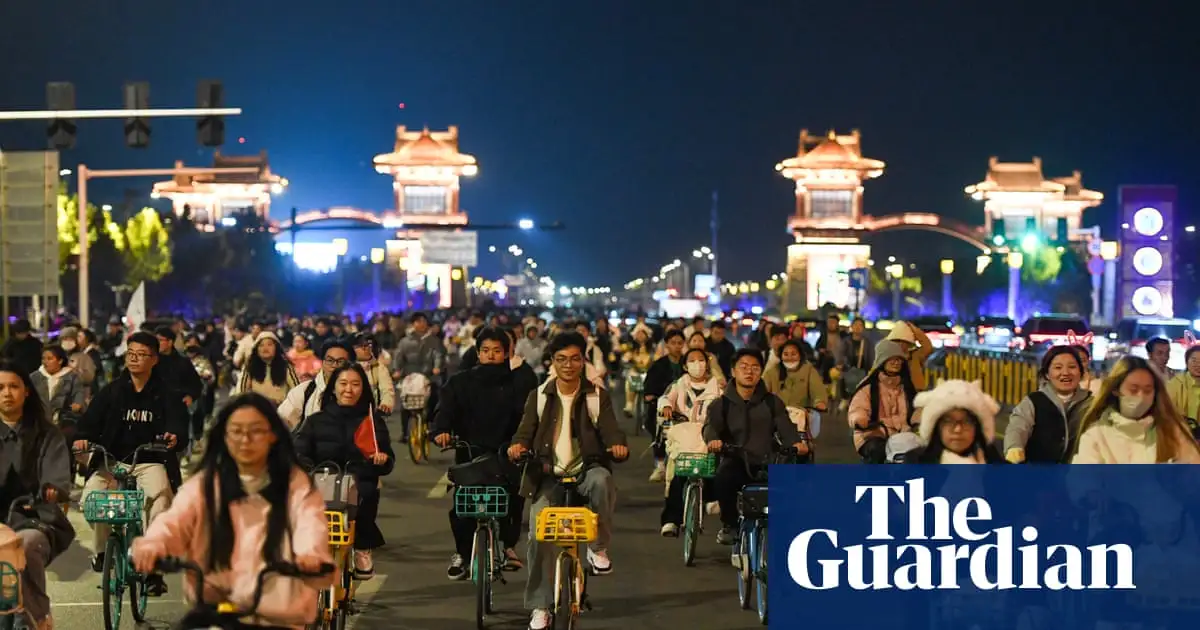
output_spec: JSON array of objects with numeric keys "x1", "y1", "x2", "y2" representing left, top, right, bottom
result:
[
  {"x1": 782, "y1": 361, "x2": 801, "y2": 371},
  {"x1": 1119, "y1": 395, "x2": 1153, "y2": 419},
  {"x1": 686, "y1": 361, "x2": 707, "y2": 379}
]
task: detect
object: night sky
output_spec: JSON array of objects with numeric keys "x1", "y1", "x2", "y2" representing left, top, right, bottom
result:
[{"x1": 1, "y1": 2, "x2": 1196, "y2": 288}]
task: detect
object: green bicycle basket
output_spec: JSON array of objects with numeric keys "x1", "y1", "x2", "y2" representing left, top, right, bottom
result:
[
  {"x1": 0, "y1": 561, "x2": 18, "y2": 612},
  {"x1": 674, "y1": 452, "x2": 717, "y2": 478},
  {"x1": 454, "y1": 486, "x2": 509, "y2": 519},
  {"x1": 83, "y1": 490, "x2": 145, "y2": 525}
]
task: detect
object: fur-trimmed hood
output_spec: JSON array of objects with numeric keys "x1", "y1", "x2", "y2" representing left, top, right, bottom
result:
[{"x1": 914, "y1": 379, "x2": 999, "y2": 443}]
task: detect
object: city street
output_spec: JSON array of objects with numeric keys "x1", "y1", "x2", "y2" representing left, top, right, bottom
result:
[{"x1": 45, "y1": 404, "x2": 768, "y2": 629}]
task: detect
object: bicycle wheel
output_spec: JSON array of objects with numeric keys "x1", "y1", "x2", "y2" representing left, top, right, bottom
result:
[
  {"x1": 473, "y1": 528, "x2": 491, "y2": 629},
  {"x1": 756, "y1": 524, "x2": 768, "y2": 625},
  {"x1": 129, "y1": 550, "x2": 149, "y2": 623},
  {"x1": 736, "y1": 528, "x2": 752, "y2": 610},
  {"x1": 101, "y1": 537, "x2": 124, "y2": 630},
  {"x1": 408, "y1": 411, "x2": 427, "y2": 464},
  {"x1": 682, "y1": 482, "x2": 700, "y2": 566},
  {"x1": 553, "y1": 554, "x2": 577, "y2": 630}
]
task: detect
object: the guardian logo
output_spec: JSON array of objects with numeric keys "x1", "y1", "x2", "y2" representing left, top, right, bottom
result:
[{"x1": 787, "y1": 479, "x2": 1135, "y2": 591}]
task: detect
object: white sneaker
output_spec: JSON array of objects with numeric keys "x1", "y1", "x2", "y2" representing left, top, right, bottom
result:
[
  {"x1": 648, "y1": 461, "x2": 666, "y2": 482},
  {"x1": 587, "y1": 547, "x2": 612, "y2": 574},
  {"x1": 706, "y1": 501, "x2": 721, "y2": 516},
  {"x1": 660, "y1": 523, "x2": 679, "y2": 537},
  {"x1": 529, "y1": 609, "x2": 552, "y2": 630}
]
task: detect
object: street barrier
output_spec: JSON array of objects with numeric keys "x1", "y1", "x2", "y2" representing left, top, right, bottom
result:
[{"x1": 926, "y1": 349, "x2": 1039, "y2": 408}]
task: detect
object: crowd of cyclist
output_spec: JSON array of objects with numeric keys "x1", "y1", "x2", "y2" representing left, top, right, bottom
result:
[{"x1": 0, "y1": 306, "x2": 1199, "y2": 628}]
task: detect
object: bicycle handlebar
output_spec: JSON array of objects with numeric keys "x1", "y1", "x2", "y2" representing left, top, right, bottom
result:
[
  {"x1": 73, "y1": 439, "x2": 173, "y2": 472},
  {"x1": 151, "y1": 555, "x2": 335, "y2": 619}
]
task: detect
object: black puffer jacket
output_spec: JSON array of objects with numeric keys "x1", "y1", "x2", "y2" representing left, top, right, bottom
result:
[
  {"x1": 294, "y1": 405, "x2": 396, "y2": 481},
  {"x1": 433, "y1": 362, "x2": 538, "y2": 452}
]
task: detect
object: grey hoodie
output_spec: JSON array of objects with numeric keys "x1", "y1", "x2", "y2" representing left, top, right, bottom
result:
[{"x1": 703, "y1": 381, "x2": 800, "y2": 461}]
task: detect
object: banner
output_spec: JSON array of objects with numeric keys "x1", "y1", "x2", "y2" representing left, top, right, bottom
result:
[
  {"x1": 115, "y1": 282, "x2": 146, "y2": 355},
  {"x1": 768, "y1": 465, "x2": 1200, "y2": 629}
]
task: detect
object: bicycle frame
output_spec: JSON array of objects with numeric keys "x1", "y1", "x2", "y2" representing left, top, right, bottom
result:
[
  {"x1": 155, "y1": 557, "x2": 334, "y2": 629},
  {"x1": 308, "y1": 460, "x2": 358, "y2": 625},
  {"x1": 443, "y1": 438, "x2": 511, "y2": 629}
]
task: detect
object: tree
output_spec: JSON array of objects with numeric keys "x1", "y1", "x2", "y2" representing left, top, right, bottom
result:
[
  {"x1": 122, "y1": 208, "x2": 173, "y2": 286},
  {"x1": 56, "y1": 191, "x2": 125, "y2": 272}
]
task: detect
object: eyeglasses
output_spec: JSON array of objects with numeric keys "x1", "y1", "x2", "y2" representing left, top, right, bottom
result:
[
  {"x1": 324, "y1": 357, "x2": 348, "y2": 366},
  {"x1": 226, "y1": 427, "x2": 273, "y2": 442},
  {"x1": 735, "y1": 363, "x2": 762, "y2": 373},
  {"x1": 126, "y1": 352, "x2": 153, "y2": 361},
  {"x1": 553, "y1": 355, "x2": 584, "y2": 366},
  {"x1": 940, "y1": 418, "x2": 973, "y2": 431}
]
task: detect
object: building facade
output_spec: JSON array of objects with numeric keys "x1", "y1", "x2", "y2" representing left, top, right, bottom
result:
[{"x1": 151, "y1": 150, "x2": 287, "y2": 230}]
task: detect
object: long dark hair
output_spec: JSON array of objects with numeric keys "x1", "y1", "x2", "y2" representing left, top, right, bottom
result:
[
  {"x1": 198, "y1": 393, "x2": 308, "y2": 571},
  {"x1": 0, "y1": 361, "x2": 56, "y2": 494},
  {"x1": 248, "y1": 336, "x2": 289, "y2": 386},
  {"x1": 858, "y1": 359, "x2": 918, "y2": 429},
  {"x1": 320, "y1": 363, "x2": 374, "y2": 416},
  {"x1": 774, "y1": 339, "x2": 808, "y2": 383}
]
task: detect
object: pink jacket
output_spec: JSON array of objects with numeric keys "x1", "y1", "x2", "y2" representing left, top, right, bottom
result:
[
  {"x1": 847, "y1": 374, "x2": 913, "y2": 452},
  {"x1": 132, "y1": 467, "x2": 333, "y2": 628}
]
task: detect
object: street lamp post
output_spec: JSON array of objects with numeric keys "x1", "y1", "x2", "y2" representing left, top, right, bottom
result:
[
  {"x1": 370, "y1": 248, "x2": 385, "y2": 310},
  {"x1": 1007, "y1": 252, "x2": 1024, "y2": 321},
  {"x1": 1101, "y1": 241, "x2": 1119, "y2": 325},
  {"x1": 885, "y1": 264, "x2": 904, "y2": 319},
  {"x1": 940, "y1": 259, "x2": 954, "y2": 315}
]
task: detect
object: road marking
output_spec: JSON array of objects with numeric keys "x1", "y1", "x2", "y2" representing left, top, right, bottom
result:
[
  {"x1": 426, "y1": 473, "x2": 452, "y2": 499},
  {"x1": 345, "y1": 574, "x2": 388, "y2": 629}
]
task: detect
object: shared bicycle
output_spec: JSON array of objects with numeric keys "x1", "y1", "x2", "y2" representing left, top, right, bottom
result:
[
  {"x1": 77, "y1": 441, "x2": 170, "y2": 630},
  {"x1": 308, "y1": 460, "x2": 359, "y2": 629},
  {"x1": 443, "y1": 438, "x2": 511, "y2": 629},
  {"x1": 673, "y1": 452, "x2": 717, "y2": 567},
  {"x1": 724, "y1": 443, "x2": 800, "y2": 626},
  {"x1": 151, "y1": 555, "x2": 333, "y2": 629},
  {"x1": 402, "y1": 395, "x2": 431, "y2": 464},
  {"x1": 519, "y1": 452, "x2": 606, "y2": 630}
]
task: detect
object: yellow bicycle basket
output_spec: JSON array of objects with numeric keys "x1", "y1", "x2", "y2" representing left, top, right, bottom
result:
[
  {"x1": 325, "y1": 510, "x2": 355, "y2": 547},
  {"x1": 534, "y1": 507, "x2": 598, "y2": 543}
]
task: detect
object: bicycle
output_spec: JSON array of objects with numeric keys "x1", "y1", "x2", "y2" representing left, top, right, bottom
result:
[
  {"x1": 150, "y1": 555, "x2": 333, "y2": 629},
  {"x1": 77, "y1": 441, "x2": 170, "y2": 630},
  {"x1": 0, "y1": 495, "x2": 46, "y2": 630},
  {"x1": 673, "y1": 451, "x2": 716, "y2": 567},
  {"x1": 308, "y1": 460, "x2": 359, "y2": 629},
  {"x1": 722, "y1": 443, "x2": 799, "y2": 626},
  {"x1": 519, "y1": 452, "x2": 606, "y2": 630},
  {"x1": 402, "y1": 394, "x2": 431, "y2": 464},
  {"x1": 626, "y1": 372, "x2": 645, "y2": 436},
  {"x1": 442, "y1": 439, "x2": 510, "y2": 629}
]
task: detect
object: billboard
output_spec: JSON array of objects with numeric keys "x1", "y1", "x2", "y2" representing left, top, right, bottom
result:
[
  {"x1": 418, "y1": 230, "x2": 477, "y2": 266},
  {"x1": 0, "y1": 151, "x2": 60, "y2": 298},
  {"x1": 1118, "y1": 186, "x2": 1175, "y2": 318}
]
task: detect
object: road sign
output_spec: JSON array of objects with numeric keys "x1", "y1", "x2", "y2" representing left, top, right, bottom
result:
[
  {"x1": 848, "y1": 267, "x2": 869, "y2": 290},
  {"x1": 418, "y1": 230, "x2": 477, "y2": 266},
  {"x1": 0, "y1": 150, "x2": 60, "y2": 298}
]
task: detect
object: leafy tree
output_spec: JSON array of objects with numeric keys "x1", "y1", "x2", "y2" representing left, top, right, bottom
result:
[
  {"x1": 122, "y1": 208, "x2": 173, "y2": 286},
  {"x1": 56, "y1": 192, "x2": 125, "y2": 272}
]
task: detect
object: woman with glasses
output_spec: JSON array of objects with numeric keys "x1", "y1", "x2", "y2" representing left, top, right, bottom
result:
[{"x1": 132, "y1": 393, "x2": 334, "y2": 629}]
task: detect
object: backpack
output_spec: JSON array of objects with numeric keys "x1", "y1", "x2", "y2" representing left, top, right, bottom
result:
[{"x1": 295, "y1": 380, "x2": 319, "y2": 431}]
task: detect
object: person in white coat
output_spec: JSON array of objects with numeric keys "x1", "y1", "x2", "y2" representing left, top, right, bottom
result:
[
  {"x1": 657, "y1": 348, "x2": 722, "y2": 536},
  {"x1": 1072, "y1": 356, "x2": 1200, "y2": 464}
]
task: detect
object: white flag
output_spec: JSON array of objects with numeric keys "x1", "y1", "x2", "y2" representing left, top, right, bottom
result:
[{"x1": 115, "y1": 282, "x2": 146, "y2": 356}]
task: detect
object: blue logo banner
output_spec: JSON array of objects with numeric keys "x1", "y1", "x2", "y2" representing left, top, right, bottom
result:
[{"x1": 768, "y1": 465, "x2": 1200, "y2": 630}]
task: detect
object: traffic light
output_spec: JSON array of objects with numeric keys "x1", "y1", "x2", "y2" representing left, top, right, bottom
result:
[
  {"x1": 46, "y1": 82, "x2": 77, "y2": 150},
  {"x1": 197, "y1": 80, "x2": 225, "y2": 147},
  {"x1": 123, "y1": 82, "x2": 150, "y2": 148}
]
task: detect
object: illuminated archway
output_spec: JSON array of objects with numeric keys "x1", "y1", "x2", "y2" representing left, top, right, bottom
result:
[
  {"x1": 277, "y1": 207, "x2": 397, "y2": 229},
  {"x1": 860, "y1": 213, "x2": 992, "y2": 254}
]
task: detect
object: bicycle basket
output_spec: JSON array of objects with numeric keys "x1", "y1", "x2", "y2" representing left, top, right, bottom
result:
[
  {"x1": 0, "y1": 561, "x2": 17, "y2": 612},
  {"x1": 313, "y1": 469, "x2": 359, "y2": 519},
  {"x1": 673, "y1": 452, "x2": 717, "y2": 478},
  {"x1": 455, "y1": 486, "x2": 509, "y2": 519},
  {"x1": 325, "y1": 510, "x2": 355, "y2": 547},
  {"x1": 534, "y1": 507, "x2": 597, "y2": 543},
  {"x1": 401, "y1": 394, "x2": 428, "y2": 410},
  {"x1": 737, "y1": 485, "x2": 768, "y2": 519},
  {"x1": 448, "y1": 454, "x2": 506, "y2": 487},
  {"x1": 83, "y1": 490, "x2": 144, "y2": 524}
]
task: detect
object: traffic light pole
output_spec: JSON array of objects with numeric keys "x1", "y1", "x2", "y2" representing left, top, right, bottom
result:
[
  {"x1": 75, "y1": 165, "x2": 260, "y2": 328},
  {"x1": 0, "y1": 107, "x2": 241, "y2": 121}
]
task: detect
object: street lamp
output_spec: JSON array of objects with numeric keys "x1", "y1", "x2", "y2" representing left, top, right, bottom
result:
[
  {"x1": 101, "y1": 204, "x2": 112, "y2": 212},
  {"x1": 518, "y1": 218, "x2": 534, "y2": 230},
  {"x1": 1101, "y1": 241, "x2": 1119, "y2": 324},
  {"x1": 488, "y1": 245, "x2": 496, "y2": 253},
  {"x1": 940, "y1": 259, "x2": 954, "y2": 315},
  {"x1": 1006, "y1": 252, "x2": 1023, "y2": 321}
]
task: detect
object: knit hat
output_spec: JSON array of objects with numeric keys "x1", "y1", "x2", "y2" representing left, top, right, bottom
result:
[
  {"x1": 253, "y1": 330, "x2": 281, "y2": 347},
  {"x1": 913, "y1": 379, "x2": 998, "y2": 443},
  {"x1": 853, "y1": 339, "x2": 910, "y2": 394},
  {"x1": 886, "y1": 322, "x2": 917, "y2": 345}
]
